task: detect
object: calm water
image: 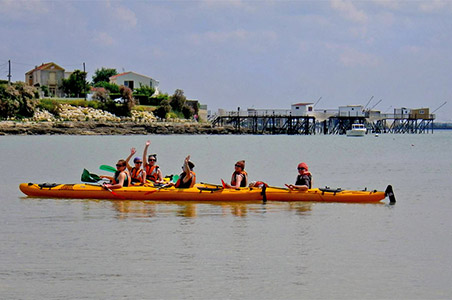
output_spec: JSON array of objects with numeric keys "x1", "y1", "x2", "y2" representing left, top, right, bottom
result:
[{"x1": 1, "y1": 132, "x2": 452, "y2": 299}]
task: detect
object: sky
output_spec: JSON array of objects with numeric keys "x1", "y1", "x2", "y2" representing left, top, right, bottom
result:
[{"x1": 1, "y1": 0, "x2": 451, "y2": 121}]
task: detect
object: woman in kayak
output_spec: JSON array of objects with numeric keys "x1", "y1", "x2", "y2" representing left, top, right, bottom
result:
[
  {"x1": 287, "y1": 162, "x2": 312, "y2": 191},
  {"x1": 125, "y1": 148, "x2": 146, "y2": 184},
  {"x1": 173, "y1": 155, "x2": 196, "y2": 188},
  {"x1": 101, "y1": 159, "x2": 131, "y2": 189},
  {"x1": 143, "y1": 140, "x2": 164, "y2": 185},
  {"x1": 224, "y1": 160, "x2": 248, "y2": 189}
]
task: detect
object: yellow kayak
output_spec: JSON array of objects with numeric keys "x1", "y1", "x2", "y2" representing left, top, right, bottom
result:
[{"x1": 19, "y1": 183, "x2": 393, "y2": 204}]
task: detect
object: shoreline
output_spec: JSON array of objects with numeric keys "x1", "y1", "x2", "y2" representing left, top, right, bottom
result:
[{"x1": 0, "y1": 120, "x2": 242, "y2": 135}]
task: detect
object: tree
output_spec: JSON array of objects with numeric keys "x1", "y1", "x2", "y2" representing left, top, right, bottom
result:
[
  {"x1": 115, "y1": 85, "x2": 135, "y2": 117},
  {"x1": 170, "y1": 89, "x2": 186, "y2": 112},
  {"x1": 62, "y1": 70, "x2": 88, "y2": 98},
  {"x1": 92, "y1": 68, "x2": 118, "y2": 85}
]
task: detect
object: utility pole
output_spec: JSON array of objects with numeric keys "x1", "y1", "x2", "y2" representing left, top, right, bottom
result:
[
  {"x1": 7, "y1": 60, "x2": 11, "y2": 85},
  {"x1": 83, "y1": 62, "x2": 87, "y2": 100}
]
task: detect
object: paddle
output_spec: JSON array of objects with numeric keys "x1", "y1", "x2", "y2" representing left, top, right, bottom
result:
[
  {"x1": 81, "y1": 169, "x2": 102, "y2": 183},
  {"x1": 100, "y1": 165, "x2": 117, "y2": 173}
]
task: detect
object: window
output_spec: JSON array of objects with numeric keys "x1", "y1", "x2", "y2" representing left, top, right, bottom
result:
[{"x1": 124, "y1": 80, "x2": 134, "y2": 90}]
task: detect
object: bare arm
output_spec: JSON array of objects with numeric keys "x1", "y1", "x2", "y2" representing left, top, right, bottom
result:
[
  {"x1": 143, "y1": 140, "x2": 150, "y2": 169},
  {"x1": 125, "y1": 148, "x2": 136, "y2": 171}
]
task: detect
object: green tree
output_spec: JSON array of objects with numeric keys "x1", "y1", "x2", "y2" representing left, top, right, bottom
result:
[
  {"x1": 114, "y1": 85, "x2": 135, "y2": 117},
  {"x1": 93, "y1": 81, "x2": 120, "y2": 93},
  {"x1": 62, "y1": 70, "x2": 88, "y2": 98},
  {"x1": 170, "y1": 89, "x2": 186, "y2": 112},
  {"x1": 92, "y1": 68, "x2": 118, "y2": 84}
]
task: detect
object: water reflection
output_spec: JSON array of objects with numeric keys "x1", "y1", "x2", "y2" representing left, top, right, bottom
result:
[{"x1": 110, "y1": 200, "x2": 313, "y2": 219}]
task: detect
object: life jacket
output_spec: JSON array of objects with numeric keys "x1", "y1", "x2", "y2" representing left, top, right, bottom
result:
[
  {"x1": 145, "y1": 165, "x2": 160, "y2": 182},
  {"x1": 295, "y1": 173, "x2": 312, "y2": 189},
  {"x1": 175, "y1": 171, "x2": 196, "y2": 188},
  {"x1": 231, "y1": 170, "x2": 248, "y2": 187},
  {"x1": 114, "y1": 171, "x2": 129, "y2": 187},
  {"x1": 130, "y1": 167, "x2": 143, "y2": 184}
]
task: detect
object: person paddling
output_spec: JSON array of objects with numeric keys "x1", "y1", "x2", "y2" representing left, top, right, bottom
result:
[
  {"x1": 143, "y1": 140, "x2": 164, "y2": 184},
  {"x1": 125, "y1": 148, "x2": 146, "y2": 184},
  {"x1": 224, "y1": 160, "x2": 248, "y2": 189},
  {"x1": 287, "y1": 162, "x2": 312, "y2": 191},
  {"x1": 173, "y1": 155, "x2": 196, "y2": 188},
  {"x1": 101, "y1": 159, "x2": 131, "y2": 189}
]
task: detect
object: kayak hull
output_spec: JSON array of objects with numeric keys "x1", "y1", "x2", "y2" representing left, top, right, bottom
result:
[{"x1": 19, "y1": 183, "x2": 387, "y2": 203}]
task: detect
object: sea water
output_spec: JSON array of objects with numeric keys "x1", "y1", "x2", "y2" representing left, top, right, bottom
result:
[{"x1": 1, "y1": 132, "x2": 452, "y2": 299}]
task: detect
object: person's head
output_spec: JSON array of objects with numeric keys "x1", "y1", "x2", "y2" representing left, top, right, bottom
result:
[
  {"x1": 116, "y1": 159, "x2": 127, "y2": 170},
  {"x1": 187, "y1": 161, "x2": 195, "y2": 170},
  {"x1": 133, "y1": 157, "x2": 142, "y2": 166},
  {"x1": 148, "y1": 154, "x2": 157, "y2": 165},
  {"x1": 235, "y1": 160, "x2": 245, "y2": 171},
  {"x1": 297, "y1": 162, "x2": 309, "y2": 173}
]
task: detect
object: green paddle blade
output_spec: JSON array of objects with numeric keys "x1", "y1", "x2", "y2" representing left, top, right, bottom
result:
[
  {"x1": 172, "y1": 174, "x2": 179, "y2": 183},
  {"x1": 81, "y1": 169, "x2": 102, "y2": 183},
  {"x1": 100, "y1": 165, "x2": 117, "y2": 173}
]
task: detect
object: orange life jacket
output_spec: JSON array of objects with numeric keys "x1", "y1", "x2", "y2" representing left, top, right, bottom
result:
[
  {"x1": 231, "y1": 170, "x2": 248, "y2": 187},
  {"x1": 175, "y1": 171, "x2": 196, "y2": 188},
  {"x1": 145, "y1": 165, "x2": 160, "y2": 182},
  {"x1": 131, "y1": 167, "x2": 143, "y2": 183}
]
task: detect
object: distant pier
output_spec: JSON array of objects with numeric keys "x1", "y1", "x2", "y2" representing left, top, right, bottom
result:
[{"x1": 211, "y1": 110, "x2": 435, "y2": 135}]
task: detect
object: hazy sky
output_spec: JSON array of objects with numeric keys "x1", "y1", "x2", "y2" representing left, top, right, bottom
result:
[{"x1": 1, "y1": 0, "x2": 451, "y2": 121}]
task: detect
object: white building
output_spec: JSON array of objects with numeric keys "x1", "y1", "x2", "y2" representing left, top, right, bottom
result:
[
  {"x1": 291, "y1": 103, "x2": 314, "y2": 116},
  {"x1": 338, "y1": 105, "x2": 364, "y2": 117},
  {"x1": 109, "y1": 71, "x2": 159, "y2": 91}
]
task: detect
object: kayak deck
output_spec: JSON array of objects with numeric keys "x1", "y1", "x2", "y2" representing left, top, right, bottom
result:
[{"x1": 19, "y1": 183, "x2": 389, "y2": 203}]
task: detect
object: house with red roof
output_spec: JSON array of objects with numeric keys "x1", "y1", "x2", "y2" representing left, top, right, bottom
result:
[
  {"x1": 109, "y1": 71, "x2": 159, "y2": 92},
  {"x1": 25, "y1": 62, "x2": 66, "y2": 97}
]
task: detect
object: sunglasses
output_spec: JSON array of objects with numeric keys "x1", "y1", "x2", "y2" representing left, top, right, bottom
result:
[
  {"x1": 149, "y1": 159, "x2": 156, "y2": 162},
  {"x1": 235, "y1": 164, "x2": 241, "y2": 168},
  {"x1": 135, "y1": 161, "x2": 142, "y2": 164},
  {"x1": 298, "y1": 167, "x2": 305, "y2": 171},
  {"x1": 116, "y1": 164, "x2": 125, "y2": 168}
]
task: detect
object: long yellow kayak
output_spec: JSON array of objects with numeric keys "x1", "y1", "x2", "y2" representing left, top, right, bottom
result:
[{"x1": 19, "y1": 183, "x2": 394, "y2": 204}]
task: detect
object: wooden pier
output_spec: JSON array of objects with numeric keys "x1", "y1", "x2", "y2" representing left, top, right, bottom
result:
[{"x1": 211, "y1": 112, "x2": 434, "y2": 135}]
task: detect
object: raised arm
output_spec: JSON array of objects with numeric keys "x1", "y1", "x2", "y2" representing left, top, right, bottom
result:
[
  {"x1": 143, "y1": 140, "x2": 150, "y2": 169},
  {"x1": 125, "y1": 148, "x2": 136, "y2": 171},
  {"x1": 182, "y1": 155, "x2": 192, "y2": 183}
]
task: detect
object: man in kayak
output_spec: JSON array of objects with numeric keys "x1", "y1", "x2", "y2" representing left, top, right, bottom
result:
[
  {"x1": 286, "y1": 162, "x2": 312, "y2": 191},
  {"x1": 173, "y1": 155, "x2": 196, "y2": 188},
  {"x1": 101, "y1": 159, "x2": 131, "y2": 189},
  {"x1": 125, "y1": 148, "x2": 146, "y2": 185},
  {"x1": 224, "y1": 160, "x2": 248, "y2": 189},
  {"x1": 143, "y1": 140, "x2": 164, "y2": 185}
]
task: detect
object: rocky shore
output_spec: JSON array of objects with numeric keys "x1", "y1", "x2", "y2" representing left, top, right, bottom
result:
[
  {"x1": 0, "y1": 105, "x2": 241, "y2": 135},
  {"x1": 0, "y1": 120, "x2": 239, "y2": 135}
]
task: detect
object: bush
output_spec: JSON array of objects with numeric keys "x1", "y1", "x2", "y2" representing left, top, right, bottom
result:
[
  {"x1": 0, "y1": 82, "x2": 38, "y2": 119},
  {"x1": 154, "y1": 98, "x2": 171, "y2": 119},
  {"x1": 170, "y1": 89, "x2": 186, "y2": 112},
  {"x1": 38, "y1": 99, "x2": 62, "y2": 116}
]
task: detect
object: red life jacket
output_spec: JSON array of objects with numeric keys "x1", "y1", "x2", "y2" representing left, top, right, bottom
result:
[
  {"x1": 175, "y1": 171, "x2": 196, "y2": 188},
  {"x1": 145, "y1": 165, "x2": 160, "y2": 182},
  {"x1": 231, "y1": 170, "x2": 248, "y2": 187}
]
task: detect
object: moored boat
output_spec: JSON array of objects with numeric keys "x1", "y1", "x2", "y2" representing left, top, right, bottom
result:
[
  {"x1": 19, "y1": 182, "x2": 394, "y2": 204},
  {"x1": 346, "y1": 124, "x2": 367, "y2": 137}
]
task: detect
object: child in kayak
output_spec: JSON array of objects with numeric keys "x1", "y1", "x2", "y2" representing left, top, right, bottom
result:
[
  {"x1": 143, "y1": 140, "x2": 164, "y2": 185},
  {"x1": 172, "y1": 155, "x2": 196, "y2": 188},
  {"x1": 125, "y1": 148, "x2": 146, "y2": 185},
  {"x1": 101, "y1": 159, "x2": 131, "y2": 189},
  {"x1": 224, "y1": 160, "x2": 248, "y2": 189},
  {"x1": 286, "y1": 162, "x2": 312, "y2": 191}
]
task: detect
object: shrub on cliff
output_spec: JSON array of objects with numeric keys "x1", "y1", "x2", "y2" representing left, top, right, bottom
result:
[
  {"x1": 170, "y1": 89, "x2": 186, "y2": 112},
  {"x1": 155, "y1": 99, "x2": 171, "y2": 119},
  {"x1": 0, "y1": 82, "x2": 38, "y2": 119}
]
